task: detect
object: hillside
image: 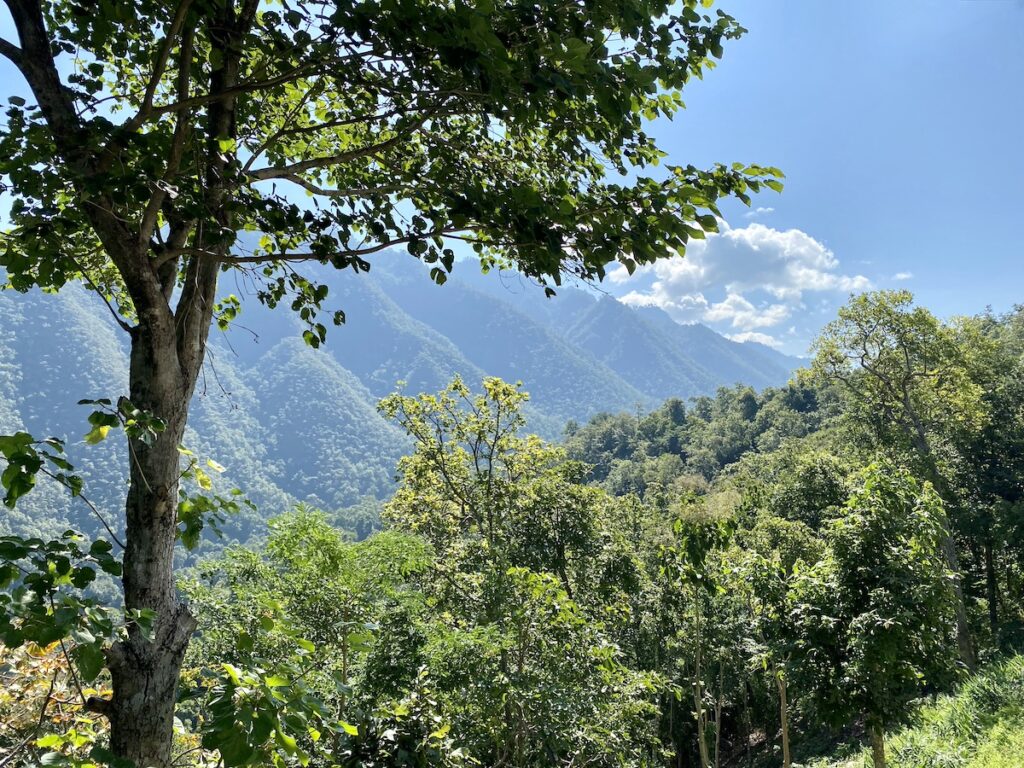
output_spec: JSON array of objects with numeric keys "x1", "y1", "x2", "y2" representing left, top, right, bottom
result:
[
  {"x1": 805, "y1": 657, "x2": 1024, "y2": 768},
  {"x1": 0, "y1": 256, "x2": 798, "y2": 543}
]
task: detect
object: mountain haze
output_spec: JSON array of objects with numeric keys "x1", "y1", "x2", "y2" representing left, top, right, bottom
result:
[{"x1": 0, "y1": 254, "x2": 798, "y2": 543}]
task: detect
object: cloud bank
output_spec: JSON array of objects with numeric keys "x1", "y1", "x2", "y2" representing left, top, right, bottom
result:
[{"x1": 611, "y1": 222, "x2": 870, "y2": 346}]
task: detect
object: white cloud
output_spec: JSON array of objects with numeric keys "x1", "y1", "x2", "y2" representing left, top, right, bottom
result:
[
  {"x1": 892, "y1": 271, "x2": 913, "y2": 281},
  {"x1": 726, "y1": 331, "x2": 783, "y2": 348},
  {"x1": 704, "y1": 292, "x2": 790, "y2": 330},
  {"x1": 614, "y1": 222, "x2": 870, "y2": 333},
  {"x1": 744, "y1": 206, "x2": 775, "y2": 219}
]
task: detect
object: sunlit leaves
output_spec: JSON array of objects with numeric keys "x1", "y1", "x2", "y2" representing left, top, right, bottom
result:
[
  {"x1": 0, "y1": 530, "x2": 122, "y2": 690},
  {"x1": 788, "y1": 462, "x2": 959, "y2": 730},
  {"x1": 1, "y1": 0, "x2": 779, "y2": 342},
  {"x1": 0, "y1": 433, "x2": 80, "y2": 508}
]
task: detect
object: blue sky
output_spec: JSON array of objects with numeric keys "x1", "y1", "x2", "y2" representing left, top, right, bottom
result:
[
  {"x1": 607, "y1": 0, "x2": 1024, "y2": 353},
  {"x1": 3, "y1": 3, "x2": 1021, "y2": 354}
]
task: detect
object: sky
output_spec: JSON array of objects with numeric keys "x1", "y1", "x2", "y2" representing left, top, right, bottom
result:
[
  {"x1": 2, "y1": 2, "x2": 1022, "y2": 355},
  {"x1": 605, "y1": 0, "x2": 1024, "y2": 353}
]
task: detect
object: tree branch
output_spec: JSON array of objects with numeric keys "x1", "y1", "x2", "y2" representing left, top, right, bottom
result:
[
  {"x1": 67, "y1": 253, "x2": 133, "y2": 333},
  {"x1": 123, "y1": 0, "x2": 195, "y2": 132},
  {"x1": 146, "y1": 62, "x2": 320, "y2": 120},
  {"x1": 272, "y1": 173, "x2": 404, "y2": 198},
  {"x1": 0, "y1": 36, "x2": 22, "y2": 66},
  {"x1": 5, "y1": 0, "x2": 80, "y2": 141},
  {"x1": 39, "y1": 466, "x2": 127, "y2": 549},
  {"x1": 247, "y1": 112, "x2": 434, "y2": 180},
  {"x1": 6, "y1": 0, "x2": 172, "y2": 323},
  {"x1": 138, "y1": 24, "x2": 195, "y2": 246},
  {"x1": 166, "y1": 227, "x2": 478, "y2": 267}
]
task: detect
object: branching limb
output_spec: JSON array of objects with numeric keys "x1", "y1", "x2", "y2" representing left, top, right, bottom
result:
[
  {"x1": 147, "y1": 62, "x2": 321, "y2": 119},
  {"x1": 270, "y1": 173, "x2": 404, "y2": 198},
  {"x1": 0, "y1": 36, "x2": 22, "y2": 66},
  {"x1": 160, "y1": 226, "x2": 480, "y2": 267},
  {"x1": 124, "y1": 0, "x2": 195, "y2": 132},
  {"x1": 247, "y1": 111, "x2": 435, "y2": 180},
  {"x1": 139, "y1": 24, "x2": 196, "y2": 247}
]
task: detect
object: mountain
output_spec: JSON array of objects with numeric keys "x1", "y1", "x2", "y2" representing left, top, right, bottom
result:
[
  {"x1": 632, "y1": 305, "x2": 796, "y2": 391},
  {"x1": 366, "y1": 258, "x2": 650, "y2": 434},
  {"x1": 565, "y1": 296, "x2": 720, "y2": 400},
  {"x1": 0, "y1": 254, "x2": 798, "y2": 544}
]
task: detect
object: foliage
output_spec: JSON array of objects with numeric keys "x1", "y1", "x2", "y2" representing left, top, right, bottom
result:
[
  {"x1": 0, "y1": 264, "x2": 797, "y2": 548},
  {"x1": 0, "y1": 530, "x2": 125, "y2": 684},
  {"x1": 379, "y1": 377, "x2": 662, "y2": 765},
  {"x1": 810, "y1": 290, "x2": 988, "y2": 479},
  {"x1": 564, "y1": 380, "x2": 835, "y2": 495},
  {"x1": 0, "y1": 643, "x2": 110, "y2": 768},
  {"x1": 789, "y1": 464, "x2": 959, "y2": 745},
  {"x1": 3, "y1": 294, "x2": 1023, "y2": 767},
  {"x1": 1, "y1": 0, "x2": 782, "y2": 759}
]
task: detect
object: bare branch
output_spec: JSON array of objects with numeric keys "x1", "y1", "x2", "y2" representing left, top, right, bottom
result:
[
  {"x1": 124, "y1": 0, "x2": 195, "y2": 131},
  {"x1": 67, "y1": 253, "x2": 133, "y2": 333},
  {"x1": 39, "y1": 466, "x2": 127, "y2": 550}
]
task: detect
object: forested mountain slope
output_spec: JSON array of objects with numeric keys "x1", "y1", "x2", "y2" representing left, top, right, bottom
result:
[{"x1": 0, "y1": 255, "x2": 797, "y2": 543}]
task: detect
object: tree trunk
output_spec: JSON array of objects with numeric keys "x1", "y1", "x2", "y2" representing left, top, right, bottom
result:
[
  {"x1": 774, "y1": 666, "x2": 791, "y2": 768},
  {"x1": 869, "y1": 722, "x2": 885, "y2": 768},
  {"x1": 713, "y1": 663, "x2": 723, "y2": 768},
  {"x1": 104, "y1": 321, "x2": 200, "y2": 768},
  {"x1": 905, "y1": 416, "x2": 977, "y2": 670},
  {"x1": 691, "y1": 593, "x2": 711, "y2": 768},
  {"x1": 984, "y1": 538, "x2": 998, "y2": 638},
  {"x1": 940, "y1": 532, "x2": 978, "y2": 671}
]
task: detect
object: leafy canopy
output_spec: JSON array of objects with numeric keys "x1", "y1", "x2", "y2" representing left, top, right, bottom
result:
[{"x1": 0, "y1": 0, "x2": 780, "y2": 341}]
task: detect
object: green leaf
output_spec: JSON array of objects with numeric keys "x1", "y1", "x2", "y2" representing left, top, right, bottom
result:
[
  {"x1": 75, "y1": 642, "x2": 106, "y2": 682},
  {"x1": 340, "y1": 721, "x2": 358, "y2": 736},
  {"x1": 84, "y1": 425, "x2": 110, "y2": 445}
]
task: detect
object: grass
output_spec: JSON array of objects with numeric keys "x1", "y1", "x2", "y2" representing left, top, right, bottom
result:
[{"x1": 802, "y1": 656, "x2": 1024, "y2": 768}]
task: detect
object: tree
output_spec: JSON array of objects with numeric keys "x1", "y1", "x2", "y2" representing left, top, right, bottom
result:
[
  {"x1": 947, "y1": 309, "x2": 1024, "y2": 642},
  {"x1": 739, "y1": 514, "x2": 823, "y2": 768},
  {"x1": 181, "y1": 508, "x2": 448, "y2": 767},
  {"x1": 0, "y1": 0, "x2": 778, "y2": 763},
  {"x1": 380, "y1": 377, "x2": 658, "y2": 765},
  {"x1": 789, "y1": 463, "x2": 958, "y2": 768},
  {"x1": 811, "y1": 290, "x2": 984, "y2": 668},
  {"x1": 655, "y1": 497, "x2": 739, "y2": 768}
]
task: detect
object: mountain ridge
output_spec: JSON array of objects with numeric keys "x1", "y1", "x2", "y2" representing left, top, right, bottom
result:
[{"x1": 0, "y1": 256, "x2": 799, "y2": 544}]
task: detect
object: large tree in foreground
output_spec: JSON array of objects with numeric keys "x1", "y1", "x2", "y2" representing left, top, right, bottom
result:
[{"x1": 0, "y1": 0, "x2": 777, "y2": 765}]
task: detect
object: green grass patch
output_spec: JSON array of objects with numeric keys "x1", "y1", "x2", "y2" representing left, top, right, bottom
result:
[{"x1": 804, "y1": 656, "x2": 1024, "y2": 768}]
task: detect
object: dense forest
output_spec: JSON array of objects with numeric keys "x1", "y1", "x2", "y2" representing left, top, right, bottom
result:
[{"x1": 3, "y1": 291, "x2": 1023, "y2": 768}]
